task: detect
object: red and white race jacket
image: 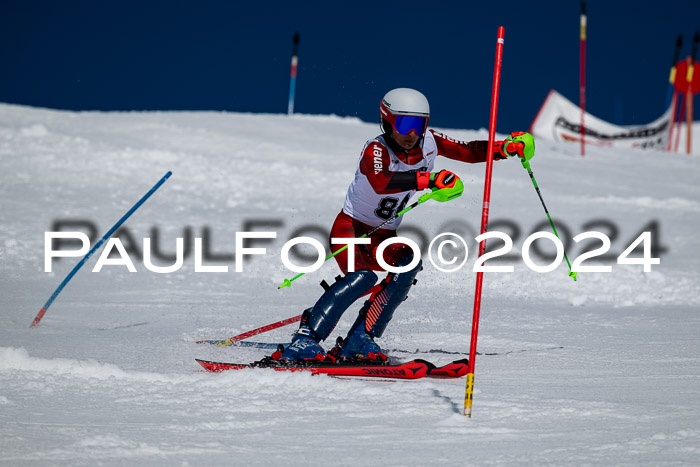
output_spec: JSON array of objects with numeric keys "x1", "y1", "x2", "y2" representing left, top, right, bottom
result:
[{"x1": 342, "y1": 129, "x2": 500, "y2": 229}]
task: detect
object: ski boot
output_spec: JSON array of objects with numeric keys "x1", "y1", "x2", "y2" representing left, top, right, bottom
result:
[
  {"x1": 277, "y1": 324, "x2": 328, "y2": 362},
  {"x1": 338, "y1": 323, "x2": 387, "y2": 362}
]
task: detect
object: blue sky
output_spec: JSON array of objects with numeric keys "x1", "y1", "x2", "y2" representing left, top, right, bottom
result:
[{"x1": 1, "y1": 1, "x2": 698, "y2": 132}]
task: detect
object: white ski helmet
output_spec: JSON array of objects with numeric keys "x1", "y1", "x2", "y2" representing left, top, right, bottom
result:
[{"x1": 380, "y1": 88, "x2": 430, "y2": 136}]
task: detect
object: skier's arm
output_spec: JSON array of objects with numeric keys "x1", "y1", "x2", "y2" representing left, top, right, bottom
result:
[
  {"x1": 360, "y1": 143, "x2": 427, "y2": 194},
  {"x1": 430, "y1": 129, "x2": 508, "y2": 163}
]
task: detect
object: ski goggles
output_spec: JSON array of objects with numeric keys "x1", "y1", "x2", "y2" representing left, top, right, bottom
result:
[{"x1": 392, "y1": 115, "x2": 429, "y2": 136}]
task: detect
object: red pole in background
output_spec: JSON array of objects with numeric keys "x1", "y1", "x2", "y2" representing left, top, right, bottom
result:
[
  {"x1": 464, "y1": 26, "x2": 505, "y2": 418},
  {"x1": 579, "y1": 0, "x2": 587, "y2": 157},
  {"x1": 687, "y1": 84, "x2": 694, "y2": 155},
  {"x1": 686, "y1": 32, "x2": 699, "y2": 155},
  {"x1": 669, "y1": 32, "x2": 700, "y2": 154}
]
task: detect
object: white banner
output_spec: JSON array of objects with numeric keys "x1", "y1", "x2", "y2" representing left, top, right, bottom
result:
[{"x1": 529, "y1": 90, "x2": 671, "y2": 150}]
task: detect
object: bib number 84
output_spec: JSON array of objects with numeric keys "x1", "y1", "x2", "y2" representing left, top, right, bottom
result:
[{"x1": 375, "y1": 195, "x2": 410, "y2": 221}]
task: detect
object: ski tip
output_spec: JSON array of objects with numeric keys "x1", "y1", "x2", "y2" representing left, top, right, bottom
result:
[
  {"x1": 428, "y1": 359, "x2": 470, "y2": 378},
  {"x1": 195, "y1": 359, "x2": 217, "y2": 372},
  {"x1": 196, "y1": 358, "x2": 244, "y2": 372}
]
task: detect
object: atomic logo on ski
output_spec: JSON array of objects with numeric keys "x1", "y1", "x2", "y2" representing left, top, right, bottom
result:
[{"x1": 361, "y1": 368, "x2": 406, "y2": 376}]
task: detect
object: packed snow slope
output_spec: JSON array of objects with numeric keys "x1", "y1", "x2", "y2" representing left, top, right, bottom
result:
[{"x1": 1, "y1": 103, "x2": 699, "y2": 466}]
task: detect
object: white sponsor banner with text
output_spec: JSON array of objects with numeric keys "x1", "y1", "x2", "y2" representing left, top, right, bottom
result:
[{"x1": 529, "y1": 89, "x2": 671, "y2": 150}]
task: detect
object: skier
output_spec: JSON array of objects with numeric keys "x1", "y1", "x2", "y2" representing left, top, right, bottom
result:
[{"x1": 279, "y1": 88, "x2": 534, "y2": 362}]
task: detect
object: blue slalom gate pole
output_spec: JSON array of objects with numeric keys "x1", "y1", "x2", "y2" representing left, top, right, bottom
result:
[
  {"x1": 31, "y1": 171, "x2": 172, "y2": 328},
  {"x1": 288, "y1": 32, "x2": 299, "y2": 115}
]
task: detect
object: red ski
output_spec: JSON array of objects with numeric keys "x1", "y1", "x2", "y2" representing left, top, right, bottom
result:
[{"x1": 195, "y1": 357, "x2": 468, "y2": 380}]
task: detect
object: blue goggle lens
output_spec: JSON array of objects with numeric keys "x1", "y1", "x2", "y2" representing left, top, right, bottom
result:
[{"x1": 394, "y1": 115, "x2": 428, "y2": 135}]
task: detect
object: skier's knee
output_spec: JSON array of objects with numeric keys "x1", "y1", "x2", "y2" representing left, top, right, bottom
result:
[{"x1": 391, "y1": 253, "x2": 422, "y2": 284}]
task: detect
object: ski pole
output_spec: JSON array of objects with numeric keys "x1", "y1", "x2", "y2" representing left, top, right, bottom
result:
[
  {"x1": 520, "y1": 158, "x2": 577, "y2": 281},
  {"x1": 278, "y1": 179, "x2": 464, "y2": 289},
  {"x1": 31, "y1": 171, "x2": 173, "y2": 327}
]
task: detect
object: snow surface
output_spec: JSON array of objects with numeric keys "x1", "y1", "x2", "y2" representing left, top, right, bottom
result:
[{"x1": 1, "y1": 103, "x2": 699, "y2": 466}]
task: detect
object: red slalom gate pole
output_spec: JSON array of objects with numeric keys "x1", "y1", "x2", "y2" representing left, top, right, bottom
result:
[
  {"x1": 686, "y1": 64, "x2": 695, "y2": 155},
  {"x1": 688, "y1": 32, "x2": 699, "y2": 155},
  {"x1": 687, "y1": 88, "x2": 693, "y2": 155},
  {"x1": 195, "y1": 314, "x2": 302, "y2": 346},
  {"x1": 464, "y1": 26, "x2": 505, "y2": 418},
  {"x1": 579, "y1": 0, "x2": 587, "y2": 157},
  {"x1": 197, "y1": 275, "x2": 384, "y2": 345}
]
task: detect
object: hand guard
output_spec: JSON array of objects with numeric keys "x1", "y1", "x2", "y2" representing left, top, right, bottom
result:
[
  {"x1": 428, "y1": 170, "x2": 458, "y2": 190},
  {"x1": 497, "y1": 132, "x2": 535, "y2": 162}
]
